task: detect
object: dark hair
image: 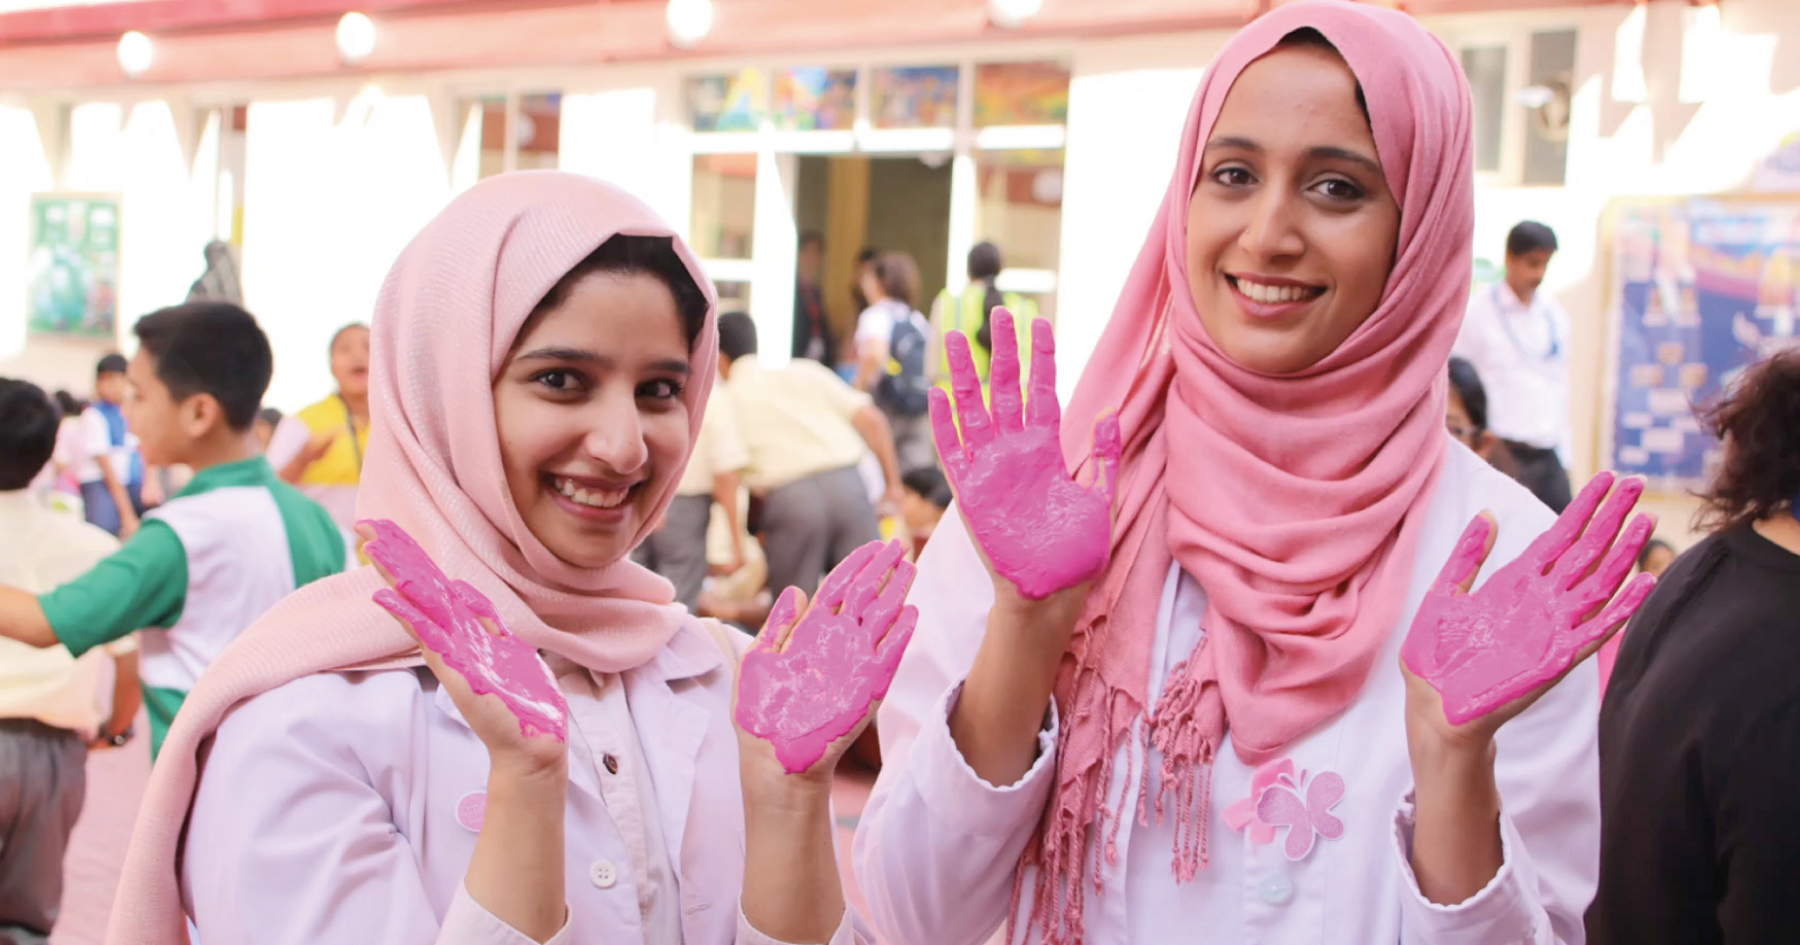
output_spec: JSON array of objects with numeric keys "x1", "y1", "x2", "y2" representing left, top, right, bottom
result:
[
  {"x1": 1636, "y1": 538, "x2": 1674, "y2": 570},
  {"x1": 1447, "y1": 356, "x2": 1490, "y2": 432},
  {"x1": 1696, "y1": 349, "x2": 1800, "y2": 531},
  {"x1": 258, "y1": 406, "x2": 284, "y2": 428},
  {"x1": 96, "y1": 353, "x2": 128, "y2": 377},
  {"x1": 969, "y1": 242, "x2": 1006, "y2": 351},
  {"x1": 526, "y1": 235, "x2": 710, "y2": 351},
  {"x1": 902, "y1": 465, "x2": 952, "y2": 510},
  {"x1": 877, "y1": 252, "x2": 921, "y2": 308},
  {"x1": 717, "y1": 311, "x2": 759, "y2": 361},
  {"x1": 329, "y1": 322, "x2": 369, "y2": 353},
  {"x1": 0, "y1": 377, "x2": 61, "y2": 490},
  {"x1": 798, "y1": 230, "x2": 825, "y2": 252},
  {"x1": 856, "y1": 246, "x2": 879, "y2": 266},
  {"x1": 1506, "y1": 221, "x2": 1559, "y2": 258},
  {"x1": 1278, "y1": 28, "x2": 1369, "y2": 122},
  {"x1": 133, "y1": 302, "x2": 273, "y2": 432},
  {"x1": 54, "y1": 390, "x2": 84, "y2": 417}
]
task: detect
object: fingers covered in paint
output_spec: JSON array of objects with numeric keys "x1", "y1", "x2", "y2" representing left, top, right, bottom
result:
[
  {"x1": 1553, "y1": 476, "x2": 1645, "y2": 588},
  {"x1": 946, "y1": 331, "x2": 995, "y2": 451},
  {"x1": 929, "y1": 388, "x2": 968, "y2": 482},
  {"x1": 1026, "y1": 318, "x2": 1060, "y2": 431},
  {"x1": 845, "y1": 540, "x2": 907, "y2": 617},
  {"x1": 759, "y1": 586, "x2": 806, "y2": 652},
  {"x1": 1431, "y1": 514, "x2": 1496, "y2": 597},
  {"x1": 1528, "y1": 470, "x2": 1615, "y2": 571}
]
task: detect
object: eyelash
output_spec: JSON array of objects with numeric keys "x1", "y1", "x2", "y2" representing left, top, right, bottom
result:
[
  {"x1": 530, "y1": 370, "x2": 685, "y2": 402},
  {"x1": 1208, "y1": 165, "x2": 1367, "y2": 203}
]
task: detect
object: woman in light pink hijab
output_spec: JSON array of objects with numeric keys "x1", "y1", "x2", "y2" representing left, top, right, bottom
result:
[
  {"x1": 106, "y1": 172, "x2": 878, "y2": 945},
  {"x1": 856, "y1": 4, "x2": 1635, "y2": 944}
]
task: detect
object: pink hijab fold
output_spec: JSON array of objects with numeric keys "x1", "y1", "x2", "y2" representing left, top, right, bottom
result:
[
  {"x1": 105, "y1": 171, "x2": 718, "y2": 945},
  {"x1": 1023, "y1": 4, "x2": 1474, "y2": 941}
]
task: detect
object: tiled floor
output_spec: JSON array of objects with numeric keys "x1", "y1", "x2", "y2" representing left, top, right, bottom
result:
[{"x1": 52, "y1": 711, "x2": 891, "y2": 945}]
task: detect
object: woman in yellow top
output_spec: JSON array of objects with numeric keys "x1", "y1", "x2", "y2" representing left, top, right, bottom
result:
[{"x1": 280, "y1": 323, "x2": 369, "y2": 529}]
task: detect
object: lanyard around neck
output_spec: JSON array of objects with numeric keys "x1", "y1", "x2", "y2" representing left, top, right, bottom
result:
[{"x1": 1494, "y1": 284, "x2": 1560, "y2": 361}]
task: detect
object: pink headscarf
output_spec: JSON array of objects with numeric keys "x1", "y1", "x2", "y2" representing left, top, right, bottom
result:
[
  {"x1": 105, "y1": 171, "x2": 718, "y2": 945},
  {"x1": 1023, "y1": 3, "x2": 1473, "y2": 941}
]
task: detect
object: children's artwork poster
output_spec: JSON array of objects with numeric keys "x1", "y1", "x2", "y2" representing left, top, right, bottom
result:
[
  {"x1": 871, "y1": 66, "x2": 959, "y2": 130},
  {"x1": 688, "y1": 70, "x2": 768, "y2": 133},
  {"x1": 974, "y1": 61, "x2": 1071, "y2": 127},
  {"x1": 1753, "y1": 132, "x2": 1800, "y2": 193},
  {"x1": 27, "y1": 194, "x2": 121, "y2": 338},
  {"x1": 1608, "y1": 199, "x2": 1800, "y2": 490},
  {"x1": 773, "y1": 67, "x2": 856, "y2": 132}
]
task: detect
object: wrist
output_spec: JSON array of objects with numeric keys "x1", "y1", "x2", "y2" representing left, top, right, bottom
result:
[
  {"x1": 740, "y1": 760, "x2": 834, "y2": 816},
  {"x1": 488, "y1": 755, "x2": 569, "y2": 795}
]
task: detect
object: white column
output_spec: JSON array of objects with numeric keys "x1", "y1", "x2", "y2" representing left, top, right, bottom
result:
[{"x1": 749, "y1": 147, "x2": 797, "y2": 367}]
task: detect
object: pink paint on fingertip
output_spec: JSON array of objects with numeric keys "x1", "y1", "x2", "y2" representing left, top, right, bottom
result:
[
  {"x1": 736, "y1": 541, "x2": 919, "y2": 773},
  {"x1": 456, "y1": 791, "x2": 487, "y2": 831},
  {"x1": 362, "y1": 519, "x2": 569, "y2": 744}
]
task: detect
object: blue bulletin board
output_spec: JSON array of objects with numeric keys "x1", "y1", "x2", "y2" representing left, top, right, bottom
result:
[{"x1": 1606, "y1": 198, "x2": 1800, "y2": 491}]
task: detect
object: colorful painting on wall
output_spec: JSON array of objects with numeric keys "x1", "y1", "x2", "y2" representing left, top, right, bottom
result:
[
  {"x1": 871, "y1": 66, "x2": 959, "y2": 129},
  {"x1": 975, "y1": 61, "x2": 1071, "y2": 127},
  {"x1": 773, "y1": 68, "x2": 857, "y2": 131},
  {"x1": 688, "y1": 70, "x2": 769, "y2": 133},
  {"x1": 27, "y1": 194, "x2": 120, "y2": 338}
]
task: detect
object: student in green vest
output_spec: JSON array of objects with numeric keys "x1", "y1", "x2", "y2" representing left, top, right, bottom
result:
[
  {"x1": 929, "y1": 241, "x2": 1040, "y2": 396},
  {"x1": 0, "y1": 303, "x2": 346, "y2": 758}
]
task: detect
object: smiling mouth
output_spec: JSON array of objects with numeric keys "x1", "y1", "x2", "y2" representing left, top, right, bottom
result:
[
  {"x1": 1226, "y1": 275, "x2": 1327, "y2": 305},
  {"x1": 549, "y1": 475, "x2": 636, "y2": 510}
]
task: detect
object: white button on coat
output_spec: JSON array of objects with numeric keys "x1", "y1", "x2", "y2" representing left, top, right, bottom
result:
[
  {"x1": 590, "y1": 860, "x2": 619, "y2": 889},
  {"x1": 1258, "y1": 871, "x2": 1294, "y2": 906}
]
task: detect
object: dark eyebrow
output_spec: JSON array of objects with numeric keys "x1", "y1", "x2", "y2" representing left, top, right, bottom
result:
[
  {"x1": 1204, "y1": 136, "x2": 1382, "y2": 175},
  {"x1": 514, "y1": 348, "x2": 691, "y2": 377}
]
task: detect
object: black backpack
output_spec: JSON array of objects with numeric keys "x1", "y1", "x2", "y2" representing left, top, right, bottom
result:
[{"x1": 876, "y1": 312, "x2": 931, "y2": 418}]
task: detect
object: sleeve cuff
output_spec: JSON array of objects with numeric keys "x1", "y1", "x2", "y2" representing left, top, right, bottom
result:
[
  {"x1": 1391, "y1": 790, "x2": 1548, "y2": 945},
  {"x1": 737, "y1": 906, "x2": 867, "y2": 945},
  {"x1": 441, "y1": 882, "x2": 573, "y2": 945},
  {"x1": 908, "y1": 679, "x2": 1060, "y2": 838}
]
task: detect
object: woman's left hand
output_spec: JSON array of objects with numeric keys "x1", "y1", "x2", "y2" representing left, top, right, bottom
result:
[
  {"x1": 734, "y1": 539, "x2": 919, "y2": 792},
  {"x1": 1401, "y1": 470, "x2": 1657, "y2": 749}
]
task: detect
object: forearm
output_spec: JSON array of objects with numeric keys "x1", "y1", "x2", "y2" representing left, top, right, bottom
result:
[
  {"x1": 715, "y1": 472, "x2": 745, "y2": 558},
  {"x1": 106, "y1": 650, "x2": 142, "y2": 734},
  {"x1": 1407, "y1": 737, "x2": 1504, "y2": 905},
  {"x1": 948, "y1": 596, "x2": 1075, "y2": 787},
  {"x1": 851, "y1": 409, "x2": 902, "y2": 492},
  {"x1": 465, "y1": 764, "x2": 569, "y2": 943},
  {"x1": 742, "y1": 777, "x2": 844, "y2": 943},
  {"x1": 0, "y1": 586, "x2": 58, "y2": 649},
  {"x1": 96, "y1": 456, "x2": 130, "y2": 506}
]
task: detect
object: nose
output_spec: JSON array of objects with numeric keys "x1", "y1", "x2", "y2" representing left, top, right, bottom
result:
[
  {"x1": 1237, "y1": 186, "x2": 1306, "y2": 263},
  {"x1": 581, "y1": 387, "x2": 650, "y2": 475}
]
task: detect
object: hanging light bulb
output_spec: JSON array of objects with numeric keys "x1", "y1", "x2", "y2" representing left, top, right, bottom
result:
[
  {"x1": 666, "y1": 0, "x2": 714, "y2": 49},
  {"x1": 336, "y1": 12, "x2": 377, "y2": 66},
  {"x1": 117, "y1": 31, "x2": 153, "y2": 78},
  {"x1": 989, "y1": 0, "x2": 1043, "y2": 29}
]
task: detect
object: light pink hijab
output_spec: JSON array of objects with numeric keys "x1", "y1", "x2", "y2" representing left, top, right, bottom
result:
[
  {"x1": 1023, "y1": 4, "x2": 1473, "y2": 941},
  {"x1": 105, "y1": 171, "x2": 718, "y2": 945}
]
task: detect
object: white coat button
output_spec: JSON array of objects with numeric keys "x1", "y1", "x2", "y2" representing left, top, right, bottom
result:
[
  {"x1": 1258, "y1": 871, "x2": 1294, "y2": 906},
  {"x1": 590, "y1": 860, "x2": 618, "y2": 889}
]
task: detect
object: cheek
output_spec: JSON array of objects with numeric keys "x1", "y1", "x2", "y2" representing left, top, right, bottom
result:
[{"x1": 645, "y1": 411, "x2": 693, "y2": 485}]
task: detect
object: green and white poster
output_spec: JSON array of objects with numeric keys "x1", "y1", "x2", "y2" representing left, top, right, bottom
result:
[{"x1": 27, "y1": 194, "x2": 121, "y2": 337}]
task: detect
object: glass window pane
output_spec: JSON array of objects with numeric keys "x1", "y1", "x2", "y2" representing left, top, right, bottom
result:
[
  {"x1": 691, "y1": 154, "x2": 757, "y2": 259},
  {"x1": 1524, "y1": 30, "x2": 1575, "y2": 186},
  {"x1": 871, "y1": 66, "x2": 959, "y2": 130},
  {"x1": 688, "y1": 71, "x2": 769, "y2": 132},
  {"x1": 518, "y1": 92, "x2": 561, "y2": 171},
  {"x1": 974, "y1": 62, "x2": 1070, "y2": 127},
  {"x1": 773, "y1": 68, "x2": 857, "y2": 131},
  {"x1": 1461, "y1": 46, "x2": 1506, "y2": 173}
]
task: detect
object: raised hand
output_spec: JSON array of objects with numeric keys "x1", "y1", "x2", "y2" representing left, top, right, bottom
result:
[
  {"x1": 734, "y1": 540, "x2": 919, "y2": 776},
  {"x1": 359, "y1": 519, "x2": 570, "y2": 765},
  {"x1": 930, "y1": 308, "x2": 1121, "y2": 601},
  {"x1": 1401, "y1": 472, "x2": 1657, "y2": 728}
]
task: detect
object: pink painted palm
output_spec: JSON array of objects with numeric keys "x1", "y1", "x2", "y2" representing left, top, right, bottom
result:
[
  {"x1": 930, "y1": 308, "x2": 1121, "y2": 601},
  {"x1": 735, "y1": 540, "x2": 919, "y2": 774},
  {"x1": 1401, "y1": 472, "x2": 1658, "y2": 725}
]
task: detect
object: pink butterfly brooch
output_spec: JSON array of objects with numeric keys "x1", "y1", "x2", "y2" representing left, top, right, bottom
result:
[{"x1": 1223, "y1": 758, "x2": 1347, "y2": 861}]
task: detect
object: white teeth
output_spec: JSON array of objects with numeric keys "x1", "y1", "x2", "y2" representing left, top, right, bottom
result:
[
  {"x1": 1234, "y1": 278, "x2": 1314, "y2": 305},
  {"x1": 553, "y1": 477, "x2": 630, "y2": 509}
]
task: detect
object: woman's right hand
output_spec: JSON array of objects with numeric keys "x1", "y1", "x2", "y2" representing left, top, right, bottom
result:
[
  {"x1": 929, "y1": 308, "x2": 1120, "y2": 623},
  {"x1": 358, "y1": 519, "x2": 570, "y2": 778}
]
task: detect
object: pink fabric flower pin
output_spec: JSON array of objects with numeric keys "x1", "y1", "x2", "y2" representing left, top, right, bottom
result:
[{"x1": 1225, "y1": 758, "x2": 1347, "y2": 860}]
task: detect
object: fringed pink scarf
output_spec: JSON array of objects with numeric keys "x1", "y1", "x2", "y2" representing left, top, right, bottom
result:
[{"x1": 1020, "y1": 3, "x2": 1474, "y2": 940}]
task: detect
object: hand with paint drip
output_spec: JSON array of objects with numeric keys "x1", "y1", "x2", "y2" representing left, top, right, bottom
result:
[
  {"x1": 359, "y1": 519, "x2": 570, "y2": 775},
  {"x1": 734, "y1": 539, "x2": 919, "y2": 781},
  {"x1": 930, "y1": 308, "x2": 1121, "y2": 603},
  {"x1": 1401, "y1": 471, "x2": 1658, "y2": 734}
]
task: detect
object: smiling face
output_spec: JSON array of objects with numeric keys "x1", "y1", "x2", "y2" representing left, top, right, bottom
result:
[
  {"x1": 492, "y1": 270, "x2": 693, "y2": 570},
  {"x1": 1186, "y1": 43, "x2": 1401, "y2": 375}
]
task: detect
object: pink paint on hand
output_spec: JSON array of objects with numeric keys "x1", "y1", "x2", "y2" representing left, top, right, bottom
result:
[
  {"x1": 930, "y1": 309, "x2": 1121, "y2": 600},
  {"x1": 734, "y1": 540, "x2": 920, "y2": 774},
  {"x1": 361, "y1": 519, "x2": 569, "y2": 743},
  {"x1": 1401, "y1": 472, "x2": 1659, "y2": 725}
]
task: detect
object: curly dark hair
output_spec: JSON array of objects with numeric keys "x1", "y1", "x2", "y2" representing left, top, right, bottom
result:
[{"x1": 1695, "y1": 348, "x2": 1800, "y2": 531}]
